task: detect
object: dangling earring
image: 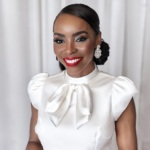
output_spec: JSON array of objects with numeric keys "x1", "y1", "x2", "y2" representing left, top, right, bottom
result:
[
  {"x1": 94, "y1": 45, "x2": 101, "y2": 58},
  {"x1": 93, "y1": 40, "x2": 110, "y2": 65},
  {"x1": 56, "y1": 57, "x2": 58, "y2": 61}
]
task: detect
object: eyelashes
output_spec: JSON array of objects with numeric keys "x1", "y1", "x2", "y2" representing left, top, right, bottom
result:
[
  {"x1": 53, "y1": 36, "x2": 88, "y2": 44},
  {"x1": 76, "y1": 36, "x2": 87, "y2": 42},
  {"x1": 53, "y1": 39, "x2": 64, "y2": 44}
]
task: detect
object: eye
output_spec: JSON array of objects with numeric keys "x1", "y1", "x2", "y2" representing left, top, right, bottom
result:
[
  {"x1": 53, "y1": 39, "x2": 64, "y2": 44},
  {"x1": 76, "y1": 36, "x2": 87, "y2": 42}
]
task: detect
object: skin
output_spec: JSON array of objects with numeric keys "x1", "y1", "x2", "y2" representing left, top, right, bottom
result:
[
  {"x1": 53, "y1": 14, "x2": 101, "y2": 77},
  {"x1": 26, "y1": 105, "x2": 43, "y2": 150},
  {"x1": 116, "y1": 99, "x2": 137, "y2": 150},
  {"x1": 26, "y1": 13, "x2": 137, "y2": 150}
]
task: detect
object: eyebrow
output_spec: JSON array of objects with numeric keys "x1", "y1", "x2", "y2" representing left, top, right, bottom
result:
[
  {"x1": 73, "y1": 31, "x2": 88, "y2": 37},
  {"x1": 54, "y1": 31, "x2": 88, "y2": 37}
]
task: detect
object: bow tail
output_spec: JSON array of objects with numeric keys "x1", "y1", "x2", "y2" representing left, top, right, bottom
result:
[
  {"x1": 45, "y1": 85, "x2": 74, "y2": 127},
  {"x1": 76, "y1": 85, "x2": 92, "y2": 129}
]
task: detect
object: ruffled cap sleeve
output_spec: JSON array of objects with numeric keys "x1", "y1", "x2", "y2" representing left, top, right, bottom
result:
[
  {"x1": 112, "y1": 76, "x2": 137, "y2": 121},
  {"x1": 28, "y1": 73, "x2": 48, "y2": 109}
]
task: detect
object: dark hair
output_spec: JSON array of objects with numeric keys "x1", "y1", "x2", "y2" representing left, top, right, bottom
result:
[{"x1": 54, "y1": 3, "x2": 110, "y2": 71}]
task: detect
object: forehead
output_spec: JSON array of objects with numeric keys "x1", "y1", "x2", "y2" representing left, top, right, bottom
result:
[{"x1": 53, "y1": 14, "x2": 93, "y2": 33}]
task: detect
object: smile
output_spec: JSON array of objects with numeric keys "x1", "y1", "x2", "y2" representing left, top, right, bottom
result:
[{"x1": 64, "y1": 57, "x2": 82, "y2": 66}]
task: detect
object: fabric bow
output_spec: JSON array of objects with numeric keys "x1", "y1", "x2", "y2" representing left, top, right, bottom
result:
[{"x1": 45, "y1": 83, "x2": 92, "y2": 129}]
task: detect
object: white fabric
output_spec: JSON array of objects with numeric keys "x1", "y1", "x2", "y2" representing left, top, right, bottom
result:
[{"x1": 28, "y1": 67, "x2": 137, "y2": 150}]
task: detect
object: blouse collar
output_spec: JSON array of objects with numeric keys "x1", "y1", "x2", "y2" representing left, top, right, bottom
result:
[{"x1": 64, "y1": 65, "x2": 99, "y2": 84}]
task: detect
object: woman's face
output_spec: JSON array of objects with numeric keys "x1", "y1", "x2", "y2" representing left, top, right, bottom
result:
[{"x1": 53, "y1": 14, "x2": 101, "y2": 77}]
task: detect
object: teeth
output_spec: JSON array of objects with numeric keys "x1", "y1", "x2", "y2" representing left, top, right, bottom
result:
[{"x1": 65, "y1": 58, "x2": 80, "y2": 64}]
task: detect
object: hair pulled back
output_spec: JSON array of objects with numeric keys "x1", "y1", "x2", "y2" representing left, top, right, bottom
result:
[{"x1": 54, "y1": 3, "x2": 110, "y2": 70}]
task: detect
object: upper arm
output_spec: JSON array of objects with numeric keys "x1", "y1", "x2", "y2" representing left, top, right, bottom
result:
[
  {"x1": 26, "y1": 105, "x2": 43, "y2": 150},
  {"x1": 115, "y1": 98, "x2": 137, "y2": 150},
  {"x1": 28, "y1": 105, "x2": 40, "y2": 142}
]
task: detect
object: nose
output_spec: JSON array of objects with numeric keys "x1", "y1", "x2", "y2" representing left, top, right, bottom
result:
[{"x1": 64, "y1": 41, "x2": 76, "y2": 55}]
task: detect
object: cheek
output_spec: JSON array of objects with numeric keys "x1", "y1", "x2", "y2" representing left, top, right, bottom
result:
[
  {"x1": 54, "y1": 45, "x2": 66, "y2": 65},
  {"x1": 79, "y1": 41, "x2": 95, "y2": 56},
  {"x1": 54, "y1": 44, "x2": 62, "y2": 57},
  {"x1": 53, "y1": 45, "x2": 58, "y2": 55}
]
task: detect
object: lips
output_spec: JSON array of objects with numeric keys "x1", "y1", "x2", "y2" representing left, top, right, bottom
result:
[{"x1": 63, "y1": 57, "x2": 82, "y2": 66}]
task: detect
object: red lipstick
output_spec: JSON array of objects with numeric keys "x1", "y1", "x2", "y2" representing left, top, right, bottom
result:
[{"x1": 63, "y1": 57, "x2": 82, "y2": 67}]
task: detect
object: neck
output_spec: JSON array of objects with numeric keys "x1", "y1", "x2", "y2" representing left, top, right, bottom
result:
[{"x1": 66, "y1": 63, "x2": 95, "y2": 78}]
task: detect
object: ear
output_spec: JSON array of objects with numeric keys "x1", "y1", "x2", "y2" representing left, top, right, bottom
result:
[{"x1": 96, "y1": 32, "x2": 102, "y2": 46}]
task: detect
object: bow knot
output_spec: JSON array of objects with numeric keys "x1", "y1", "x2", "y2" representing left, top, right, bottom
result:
[{"x1": 45, "y1": 83, "x2": 92, "y2": 129}]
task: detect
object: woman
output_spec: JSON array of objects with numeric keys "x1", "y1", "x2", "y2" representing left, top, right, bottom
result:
[{"x1": 26, "y1": 4, "x2": 137, "y2": 150}]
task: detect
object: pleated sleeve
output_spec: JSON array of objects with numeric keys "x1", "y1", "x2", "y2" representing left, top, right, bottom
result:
[
  {"x1": 112, "y1": 76, "x2": 137, "y2": 121},
  {"x1": 28, "y1": 73, "x2": 48, "y2": 109}
]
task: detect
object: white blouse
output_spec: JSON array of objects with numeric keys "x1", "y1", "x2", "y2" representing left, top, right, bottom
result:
[{"x1": 28, "y1": 67, "x2": 137, "y2": 150}]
